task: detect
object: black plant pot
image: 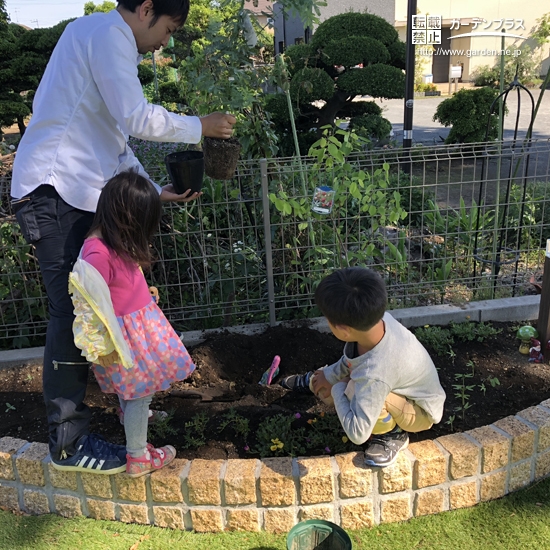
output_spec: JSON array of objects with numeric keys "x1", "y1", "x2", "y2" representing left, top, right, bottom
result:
[{"x1": 164, "y1": 150, "x2": 204, "y2": 194}]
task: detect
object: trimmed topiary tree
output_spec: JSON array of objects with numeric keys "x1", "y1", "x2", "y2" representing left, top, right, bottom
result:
[
  {"x1": 433, "y1": 87, "x2": 502, "y2": 144},
  {"x1": 267, "y1": 12, "x2": 405, "y2": 151}
]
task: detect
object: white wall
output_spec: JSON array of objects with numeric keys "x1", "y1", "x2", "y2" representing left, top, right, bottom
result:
[{"x1": 395, "y1": 0, "x2": 549, "y2": 78}]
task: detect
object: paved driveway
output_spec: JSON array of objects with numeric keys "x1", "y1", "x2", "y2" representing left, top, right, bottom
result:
[{"x1": 378, "y1": 88, "x2": 549, "y2": 144}]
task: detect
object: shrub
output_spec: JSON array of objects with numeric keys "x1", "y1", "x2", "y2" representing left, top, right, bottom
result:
[
  {"x1": 343, "y1": 100, "x2": 383, "y2": 117},
  {"x1": 337, "y1": 64, "x2": 405, "y2": 99},
  {"x1": 289, "y1": 67, "x2": 335, "y2": 103},
  {"x1": 284, "y1": 43, "x2": 315, "y2": 76},
  {"x1": 415, "y1": 82, "x2": 438, "y2": 92},
  {"x1": 470, "y1": 65, "x2": 499, "y2": 87},
  {"x1": 433, "y1": 87, "x2": 501, "y2": 143},
  {"x1": 349, "y1": 113, "x2": 392, "y2": 140}
]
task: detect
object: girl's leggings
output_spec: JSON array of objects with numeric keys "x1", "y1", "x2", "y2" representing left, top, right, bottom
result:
[{"x1": 118, "y1": 395, "x2": 153, "y2": 458}]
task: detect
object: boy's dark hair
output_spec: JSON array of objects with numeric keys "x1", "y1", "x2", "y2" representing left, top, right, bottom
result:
[
  {"x1": 117, "y1": 0, "x2": 190, "y2": 27},
  {"x1": 88, "y1": 169, "x2": 161, "y2": 268},
  {"x1": 315, "y1": 267, "x2": 387, "y2": 331}
]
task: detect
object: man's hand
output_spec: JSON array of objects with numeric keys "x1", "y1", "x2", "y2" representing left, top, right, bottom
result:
[
  {"x1": 97, "y1": 350, "x2": 119, "y2": 368},
  {"x1": 311, "y1": 370, "x2": 333, "y2": 399},
  {"x1": 160, "y1": 184, "x2": 202, "y2": 203},
  {"x1": 200, "y1": 112, "x2": 236, "y2": 139}
]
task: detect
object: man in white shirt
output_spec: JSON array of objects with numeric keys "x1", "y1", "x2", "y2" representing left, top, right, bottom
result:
[{"x1": 10, "y1": 0, "x2": 236, "y2": 474}]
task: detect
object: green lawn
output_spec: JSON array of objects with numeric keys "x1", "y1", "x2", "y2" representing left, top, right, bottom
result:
[{"x1": 1, "y1": 477, "x2": 549, "y2": 550}]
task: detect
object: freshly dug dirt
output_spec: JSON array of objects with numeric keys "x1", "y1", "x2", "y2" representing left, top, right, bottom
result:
[{"x1": 1, "y1": 321, "x2": 549, "y2": 459}]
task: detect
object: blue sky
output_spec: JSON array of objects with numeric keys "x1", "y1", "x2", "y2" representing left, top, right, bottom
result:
[{"x1": 6, "y1": 0, "x2": 85, "y2": 29}]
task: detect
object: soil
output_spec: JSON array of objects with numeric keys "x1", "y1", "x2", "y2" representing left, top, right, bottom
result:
[
  {"x1": 203, "y1": 136, "x2": 241, "y2": 180},
  {"x1": 1, "y1": 321, "x2": 550, "y2": 460}
]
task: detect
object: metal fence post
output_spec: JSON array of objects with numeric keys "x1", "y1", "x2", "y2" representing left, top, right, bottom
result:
[
  {"x1": 260, "y1": 158, "x2": 276, "y2": 326},
  {"x1": 538, "y1": 239, "x2": 550, "y2": 361}
]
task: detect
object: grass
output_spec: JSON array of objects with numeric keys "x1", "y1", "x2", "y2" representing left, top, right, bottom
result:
[{"x1": 0, "y1": 477, "x2": 549, "y2": 550}]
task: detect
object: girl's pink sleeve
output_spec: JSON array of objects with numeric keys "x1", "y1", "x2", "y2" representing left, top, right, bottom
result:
[{"x1": 81, "y1": 241, "x2": 113, "y2": 285}]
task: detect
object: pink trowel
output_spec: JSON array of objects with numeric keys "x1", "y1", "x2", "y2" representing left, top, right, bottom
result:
[{"x1": 259, "y1": 355, "x2": 281, "y2": 385}]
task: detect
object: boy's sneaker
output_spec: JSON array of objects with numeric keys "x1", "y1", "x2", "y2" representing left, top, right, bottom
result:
[
  {"x1": 51, "y1": 434, "x2": 127, "y2": 475},
  {"x1": 126, "y1": 443, "x2": 176, "y2": 478},
  {"x1": 364, "y1": 426, "x2": 409, "y2": 468},
  {"x1": 118, "y1": 408, "x2": 168, "y2": 426},
  {"x1": 279, "y1": 371, "x2": 314, "y2": 394}
]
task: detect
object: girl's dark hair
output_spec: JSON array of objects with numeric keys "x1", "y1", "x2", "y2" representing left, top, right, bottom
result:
[
  {"x1": 117, "y1": 0, "x2": 190, "y2": 26},
  {"x1": 88, "y1": 170, "x2": 162, "y2": 268},
  {"x1": 315, "y1": 267, "x2": 387, "y2": 331}
]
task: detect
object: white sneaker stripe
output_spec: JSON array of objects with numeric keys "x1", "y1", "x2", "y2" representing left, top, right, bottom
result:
[
  {"x1": 79, "y1": 456, "x2": 89, "y2": 468},
  {"x1": 88, "y1": 458, "x2": 97, "y2": 468}
]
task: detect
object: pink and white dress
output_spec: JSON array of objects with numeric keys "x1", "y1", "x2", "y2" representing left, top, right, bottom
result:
[{"x1": 78, "y1": 237, "x2": 195, "y2": 400}]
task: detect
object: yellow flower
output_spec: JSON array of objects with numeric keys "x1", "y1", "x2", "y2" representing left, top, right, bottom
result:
[
  {"x1": 277, "y1": 442, "x2": 284, "y2": 449},
  {"x1": 342, "y1": 436, "x2": 349, "y2": 443},
  {"x1": 270, "y1": 445, "x2": 278, "y2": 451}
]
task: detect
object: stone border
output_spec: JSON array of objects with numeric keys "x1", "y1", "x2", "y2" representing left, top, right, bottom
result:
[
  {"x1": 1, "y1": 400, "x2": 550, "y2": 531},
  {"x1": 0, "y1": 295, "x2": 548, "y2": 532}
]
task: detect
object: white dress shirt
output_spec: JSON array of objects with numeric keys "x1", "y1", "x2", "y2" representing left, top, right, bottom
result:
[{"x1": 11, "y1": 9, "x2": 202, "y2": 212}]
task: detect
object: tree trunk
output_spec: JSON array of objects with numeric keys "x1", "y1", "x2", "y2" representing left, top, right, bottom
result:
[
  {"x1": 316, "y1": 90, "x2": 354, "y2": 132},
  {"x1": 17, "y1": 116, "x2": 26, "y2": 137}
]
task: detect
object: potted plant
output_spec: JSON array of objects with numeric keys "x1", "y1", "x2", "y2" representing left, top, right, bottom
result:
[
  {"x1": 203, "y1": 134, "x2": 241, "y2": 180},
  {"x1": 175, "y1": 4, "x2": 278, "y2": 180}
]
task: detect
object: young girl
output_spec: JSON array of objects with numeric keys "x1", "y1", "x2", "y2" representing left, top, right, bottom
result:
[{"x1": 69, "y1": 170, "x2": 195, "y2": 477}]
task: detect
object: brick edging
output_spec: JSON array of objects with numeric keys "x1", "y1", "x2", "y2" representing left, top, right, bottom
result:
[{"x1": 1, "y1": 399, "x2": 550, "y2": 532}]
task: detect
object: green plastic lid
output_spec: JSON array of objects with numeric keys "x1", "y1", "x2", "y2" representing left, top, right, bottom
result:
[{"x1": 286, "y1": 520, "x2": 352, "y2": 550}]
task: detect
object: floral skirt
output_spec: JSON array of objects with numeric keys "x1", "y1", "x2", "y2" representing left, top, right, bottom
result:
[{"x1": 92, "y1": 300, "x2": 195, "y2": 400}]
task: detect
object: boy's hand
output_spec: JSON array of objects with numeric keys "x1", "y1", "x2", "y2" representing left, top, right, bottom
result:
[
  {"x1": 96, "y1": 350, "x2": 119, "y2": 368},
  {"x1": 200, "y1": 112, "x2": 236, "y2": 139},
  {"x1": 311, "y1": 370, "x2": 333, "y2": 399}
]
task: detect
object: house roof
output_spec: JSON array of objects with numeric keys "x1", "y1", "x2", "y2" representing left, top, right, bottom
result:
[{"x1": 246, "y1": 0, "x2": 273, "y2": 15}]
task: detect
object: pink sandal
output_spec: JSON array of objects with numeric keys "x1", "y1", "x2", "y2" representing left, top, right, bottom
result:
[{"x1": 126, "y1": 443, "x2": 176, "y2": 478}]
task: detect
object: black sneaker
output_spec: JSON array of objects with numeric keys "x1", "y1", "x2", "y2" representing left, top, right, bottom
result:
[
  {"x1": 279, "y1": 371, "x2": 314, "y2": 394},
  {"x1": 364, "y1": 427, "x2": 409, "y2": 468},
  {"x1": 51, "y1": 434, "x2": 127, "y2": 475}
]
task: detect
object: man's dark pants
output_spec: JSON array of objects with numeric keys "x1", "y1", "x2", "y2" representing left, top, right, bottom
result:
[{"x1": 13, "y1": 185, "x2": 95, "y2": 459}]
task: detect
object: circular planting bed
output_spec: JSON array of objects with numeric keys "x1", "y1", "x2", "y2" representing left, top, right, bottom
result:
[
  {"x1": 1, "y1": 321, "x2": 550, "y2": 458},
  {"x1": 1, "y1": 312, "x2": 550, "y2": 533}
]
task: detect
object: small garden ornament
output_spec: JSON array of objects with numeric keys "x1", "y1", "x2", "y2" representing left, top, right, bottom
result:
[
  {"x1": 529, "y1": 338, "x2": 544, "y2": 363},
  {"x1": 517, "y1": 325, "x2": 538, "y2": 355}
]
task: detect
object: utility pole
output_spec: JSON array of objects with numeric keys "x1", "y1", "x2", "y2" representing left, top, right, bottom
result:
[{"x1": 402, "y1": 0, "x2": 417, "y2": 174}]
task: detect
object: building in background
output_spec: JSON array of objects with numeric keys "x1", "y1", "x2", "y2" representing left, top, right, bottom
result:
[
  {"x1": 272, "y1": 0, "x2": 395, "y2": 53},
  {"x1": 270, "y1": 0, "x2": 549, "y2": 82},
  {"x1": 246, "y1": 0, "x2": 274, "y2": 31},
  {"x1": 395, "y1": 0, "x2": 548, "y2": 83}
]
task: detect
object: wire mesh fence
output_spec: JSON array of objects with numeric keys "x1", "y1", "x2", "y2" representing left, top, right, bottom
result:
[{"x1": 1, "y1": 138, "x2": 550, "y2": 349}]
